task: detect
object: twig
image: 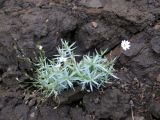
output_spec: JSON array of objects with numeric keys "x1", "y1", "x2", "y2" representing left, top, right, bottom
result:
[{"x1": 130, "y1": 100, "x2": 135, "y2": 120}]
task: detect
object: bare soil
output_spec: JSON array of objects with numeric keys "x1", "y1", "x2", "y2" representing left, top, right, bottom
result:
[{"x1": 0, "y1": 0, "x2": 160, "y2": 120}]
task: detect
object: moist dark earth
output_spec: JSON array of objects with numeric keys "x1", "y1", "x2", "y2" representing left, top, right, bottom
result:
[{"x1": 0, "y1": 0, "x2": 160, "y2": 120}]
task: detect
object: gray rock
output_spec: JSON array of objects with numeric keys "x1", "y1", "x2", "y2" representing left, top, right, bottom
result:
[
  {"x1": 103, "y1": 0, "x2": 154, "y2": 24},
  {"x1": 53, "y1": 86, "x2": 84, "y2": 105},
  {"x1": 151, "y1": 36, "x2": 160, "y2": 54},
  {"x1": 2, "y1": 71, "x2": 20, "y2": 86},
  {"x1": 75, "y1": 21, "x2": 127, "y2": 53},
  {"x1": 123, "y1": 43, "x2": 145, "y2": 57},
  {"x1": 79, "y1": 0, "x2": 103, "y2": 8},
  {"x1": 28, "y1": 98, "x2": 36, "y2": 107},
  {"x1": 0, "y1": 0, "x2": 5, "y2": 8},
  {"x1": 19, "y1": 7, "x2": 78, "y2": 59},
  {"x1": 0, "y1": 103, "x2": 4, "y2": 110},
  {"x1": 102, "y1": 0, "x2": 154, "y2": 33},
  {"x1": 70, "y1": 107, "x2": 86, "y2": 120},
  {"x1": 149, "y1": 101, "x2": 160, "y2": 119},
  {"x1": 39, "y1": 106, "x2": 59, "y2": 120},
  {"x1": 83, "y1": 88, "x2": 130, "y2": 119},
  {"x1": 157, "y1": 74, "x2": 160, "y2": 82},
  {"x1": 14, "y1": 104, "x2": 29, "y2": 120},
  {"x1": 0, "y1": 106, "x2": 15, "y2": 120},
  {"x1": 132, "y1": 48, "x2": 156, "y2": 68}
]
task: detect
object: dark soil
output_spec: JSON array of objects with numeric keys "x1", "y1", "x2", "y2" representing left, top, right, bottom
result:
[{"x1": 0, "y1": 0, "x2": 160, "y2": 120}]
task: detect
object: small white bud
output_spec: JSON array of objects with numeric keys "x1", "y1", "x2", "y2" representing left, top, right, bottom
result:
[{"x1": 38, "y1": 45, "x2": 43, "y2": 50}]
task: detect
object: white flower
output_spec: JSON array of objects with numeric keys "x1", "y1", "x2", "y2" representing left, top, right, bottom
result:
[
  {"x1": 58, "y1": 57, "x2": 67, "y2": 62},
  {"x1": 121, "y1": 40, "x2": 131, "y2": 51},
  {"x1": 55, "y1": 64, "x2": 61, "y2": 68},
  {"x1": 38, "y1": 45, "x2": 43, "y2": 50}
]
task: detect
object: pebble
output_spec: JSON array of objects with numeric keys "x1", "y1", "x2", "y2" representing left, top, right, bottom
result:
[
  {"x1": 0, "y1": 103, "x2": 4, "y2": 110},
  {"x1": 154, "y1": 24, "x2": 160, "y2": 30},
  {"x1": 30, "y1": 112, "x2": 35, "y2": 118},
  {"x1": 80, "y1": 0, "x2": 103, "y2": 8},
  {"x1": 149, "y1": 101, "x2": 160, "y2": 119},
  {"x1": 24, "y1": 94, "x2": 31, "y2": 101},
  {"x1": 91, "y1": 22, "x2": 98, "y2": 28},
  {"x1": 28, "y1": 98, "x2": 36, "y2": 107},
  {"x1": 156, "y1": 74, "x2": 160, "y2": 82},
  {"x1": 94, "y1": 97, "x2": 100, "y2": 104}
]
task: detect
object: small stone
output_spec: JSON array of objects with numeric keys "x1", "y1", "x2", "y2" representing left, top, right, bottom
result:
[
  {"x1": 14, "y1": 105, "x2": 29, "y2": 120},
  {"x1": 24, "y1": 94, "x2": 30, "y2": 101},
  {"x1": 156, "y1": 74, "x2": 160, "y2": 82},
  {"x1": 30, "y1": 112, "x2": 35, "y2": 118},
  {"x1": 151, "y1": 37, "x2": 160, "y2": 54},
  {"x1": 25, "y1": 100, "x2": 28, "y2": 105},
  {"x1": 154, "y1": 24, "x2": 160, "y2": 30},
  {"x1": 91, "y1": 22, "x2": 98, "y2": 28},
  {"x1": 53, "y1": 86, "x2": 84, "y2": 104},
  {"x1": 154, "y1": 22, "x2": 160, "y2": 30},
  {"x1": 88, "y1": 0, "x2": 102, "y2": 8},
  {"x1": 86, "y1": 90, "x2": 90, "y2": 93},
  {"x1": 123, "y1": 43, "x2": 144, "y2": 57},
  {"x1": 0, "y1": 0, "x2": 5, "y2": 7},
  {"x1": 94, "y1": 97, "x2": 100, "y2": 104},
  {"x1": 45, "y1": 19, "x2": 49, "y2": 23},
  {"x1": 28, "y1": 98, "x2": 36, "y2": 107},
  {"x1": 0, "y1": 103, "x2": 4, "y2": 110},
  {"x1": 80, "y1": 0, "x2": 102, "y2": 8},
  {"x1": 152, "y1": 93, "x2": 156, "y2": 98},
  {"x1": 72, "y1": 5, "x2": 78, "y2": 10},
  {"x1": 149, "y1": 101, "x2": 160, "y2": 119}
]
